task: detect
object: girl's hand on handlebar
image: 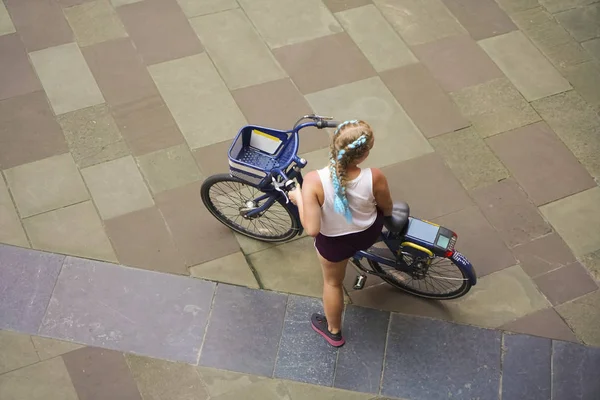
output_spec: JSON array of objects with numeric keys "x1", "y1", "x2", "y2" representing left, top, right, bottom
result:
[{"x1": 288, "y1": 187, "x2": 302, "y2": 206}]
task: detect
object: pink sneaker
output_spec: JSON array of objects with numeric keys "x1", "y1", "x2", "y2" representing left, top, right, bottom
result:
[{"x1": 310, "y1": 313, "x2": 345, "y2": 347}]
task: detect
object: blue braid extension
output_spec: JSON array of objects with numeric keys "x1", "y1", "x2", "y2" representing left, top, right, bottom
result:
[{"x1": 330, "y1": 120, "x2": 368, "y2": 222}]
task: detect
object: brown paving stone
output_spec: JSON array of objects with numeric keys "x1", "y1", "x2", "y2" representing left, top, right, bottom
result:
[
  {"x1": 31, "y1": 337, "x2": 84, "y2": 360},
  {"x1": 554, "y1": 3, "x2": 600, "y2": 42},
  {"x1": 534, "y1": 263, "x2": 598, "y2": 306},
  {"x1": 0, "y1": 34, "x2": 41, "y2": 101},
  {"x1": 555, "y1": 290, "x2": 600, "y2": 346},
  {"x1": 471, "y1": 179, "x2": 552, "y2": 248},
  {"x1": 192, "y1": 141, "x2": 232, "y2": 177},
  {"x1": 156, "y1": 181, "x2": 239, "y2": 266},
  {"x1": 494, "y1": 0, "x2": 539, "y2": 14},
  {"x1": 562, "y1": 60, "x2": 600, "y2": 109},
  {"x1": 583, "y1": 38, "x2": 600, "y2": 60},
  {"x1": 57, "y1": 0, "x2": 96, "y2": 6},
  {"x1": 0, "y1": 330, "x2": 39, "y2": 374},
  {"x1": 272, "y1": 33, "x2": 376, "y2": 94},
  {"x1": 136, "y1": 144, "x2": 202, "y2": 194},
  {"x1": 63, "y1": 0, "x2": 128, "y2": 47},
  {"x1": 441, "y1": 0, "x2": 517, "y2": 40},
  {"x1": 57, "y1": 104, "x2": 130, "y2": 169},
  {"x1": 539, "y1": 0, "x2": 598, "y2": 14},
  {"x1": 412, "y1": 34, "x2": 504, "y2": 92},
  {"x1": 117, "y1": 0, "x2": 203, "y2": 65},
  {"x1": 380, "y1": 64, "x2": 469, "y2": 138},
  {"x1": 581, "y1": 249, "x2": 600, "y2": 282},
  {"x1": 105, "y1": 207, "x2": 187, "y2": 274},
  {"x1": 430, "y1": 127, "x2": 509, "y2": 190},
  {"x1": 4, "y1": 0, "x2": 73, "y2": 51},
  {"x1": 62, "y1": 347, "x2": 143, "y2": 400},
  {"x1": 500, "y1": 307, "x2": 578, "y2": 342},
  {"x1": 190, "y1": 252, "x2": 259, "y2": 288},
  {"x1": 487, "y1": 122, "x2": 595, "y2": 206},
  {"x1": 231, "y1": 78, "x2": 328, "y2": 154},
  {"x1": 323, "y1": 0, "x2": 372, "y2": 13},
  {"x1": 434, "y1": 206, "x2": 516, "y2": 277},
  {"x1": 0, "y1": 177, "x2": 29, "y2": 247},
  {"x1": 176, "y1": 0, "x2": 238, "y2": 17},
  {"x1": 82, "y1": 38, "x2": 158, "y2": 107},
  {"x1": 512, "y1": 233, "x2": 577, "y2": 278},
  {"x1": 0, "y1": 92, "x2": 68, "y2": 169},
  {"x1": 112, "y1": 95, "x2": 185, "y2": 156},
  {"x1": 382, "y1": 153, "x2": 473, "y2": 220}
]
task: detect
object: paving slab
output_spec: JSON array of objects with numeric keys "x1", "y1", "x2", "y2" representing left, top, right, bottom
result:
[
  {"x1": 333, "y1": 305, "x2": 389, "y2": 394},
  {"x1": 582, "y1": 37, "x2": 600, "y2": 60},
  {"x1": 554, "y1": 3, "x2": 600, "y2": 42},
  {"x1": 532, "y1": 91, "x2": 600, "y2": 179},
  {"x1": 196, "y1": 366, "x2": 268, "y2": 398},
  {"x1": 274, "y1": 295, "x2": 338, "y2": 386},
  {"x1": 0, "y1": 176, "x2": 29, "y2": 248},
  {"x1": 237, "y1": 0, "x2": 342, "y2": 49},
  {"x1": 479, "y1": 31, "x2": 572, "y2": 101},
  {"x1": 539, "y1": 0, "x2": 598, "y2": 14},
  {"x1": 136, "y1": 144, "x2": 202, "y2": 194},
  {"x1": 502, "y1": 334, "x2": 551, "y2": 400},
  {"x1": 176, "y1": 0, "x2": 237, "y2": 17},
  {"x1": 381, "y1": 313, "x2": 501, "y2": 400},
  {"x1": 0, "y1": 245, "x2": 64, "y2": 333},
  {"x1": 581, "y1": 249, "x2": 600, "y2": 282},
  {"x1": 500, "y1": 307, "x2": 578, "y2": 342},
  {"x1": 273, "y1": 33, "x2": 377, "y2": 95},
  {"x1": 494, "y1": 0, "x2": 539, "y2": 13},
  {"x1": 39, "y1": 256, "x2": 216, "y2": 362},
  {"x1": 556, "y1": 290, "x2": 600, "y2": 346},
  {"x1": 324, "y1": 0, "x2": 372, "y2": 13},
  {"x1": 434, "y1": 206, "x2": 516, "y2": 277},
  {"x1": 82, "y1": 37, "x2": 158, "y2": 107},
  {"x1": 249, "y1": 237, "x2": 324, "y2": 298},
  {"x1": 63, "y1": 0, "x2": 128, "y2": 47},
  {"x1": 0, "y1": 1, "x2": 16, "y2": 35},
  {"x1": 0, "y1": 356, "x2": 79, "y2": 400},
  {"x1": 4, "y1": 153, "x2": 89, "y2": 218},
  {"x1": 190, "y1": 252, "x2": 259, "y2": 289},
  {"x1": 471, "y1": 179, "x2": 552, "y2": 248},
  {"x1": 380, "y1": 64, "x2": 469, "y2": 138},
  {"x1": 104, "y1": 207, "x2": 187, "y2": 275},
  {"x1": 511, "y1": 233, "x2": 577, "y2": 278},
  {"x1": 62, "y1": 347, "x2": 143, "y2": 400},
  {"x1": 127, "y1": 354, "x2": 210, "y2": 400},
  {"x1": 57, "y1": 104, "x2": 130, "y2": 169},
  {"x1": 190, "y1": 9, "x2": 286, "y2": 90},
  {"x1": 533, "y1": 263, "x2": 598, "y2": 305},
  {"x1": 305, "y1": 77, "x2": 433, "y2": 168},
  {"x1": 200, "y1": 284, "x2": 287, "y2": 376},
  {"x1": 0, "y1": 34, "x2": 41, "y2": 101},
  {"x1": 413, "y1": 34, "x2": 504, "y2": 92},
  {"x1": 487, "y1": 121, "x2": 595, "y2": 206},
  {"x1": 540, "y1": 187, "x2": 600, "y2": 257},
  {"x1": 552, "y1": 340, "x2": 600, "y2": 399},
  {"x1": 562, "y1": 60, "x2": 600, "y2": 108},
  {"x1": 336, "y1": 4, "x2": 417, "y2": 72},
  {"x1": 0, "y1": 330, "x2": 39, "y2": 374},
  {"x1": 29, "y1": 43, "x2": 105, "y2": 115},
  {"x1": 441, "y1": 0, "x2": 517, "y2": 40},
  {"x1": 116, "y1": 0, "x2": 202, "y2": 65},
  {"x1": 31, "y1": 336, "x2": 84, "y2": 360},
  {"x1": 373, "y1": 0, "x2": 466, "y2": 46},
  {"x1": 451, "y1": 78, "x2": 541, "y2": 138},
  {"x1": 285, "y1": 380, "x2": 374, "y2": 400},
  {"x1": 430, "y1": 126, "x2": 508, "y2": 190},
  {"x1": 24, "y1": 201, "x2": 117, "y2": 262},
  {"x1": 4, "y1": 0, "x2": 73, "y2": 51},
  {"x1": 192, "y1": 141, "x2": 233, "y2": 178},
  {"x1": 149, "y1": 53, "x2": 247, "y2": 149},
  {"x1": 0, "y1": 91, "x2": 69, "y2": 169}
]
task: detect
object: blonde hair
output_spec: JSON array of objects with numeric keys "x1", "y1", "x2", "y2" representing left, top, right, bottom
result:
[{"x1": 328, "y1": 120, "x2": 374, "y2": 222}]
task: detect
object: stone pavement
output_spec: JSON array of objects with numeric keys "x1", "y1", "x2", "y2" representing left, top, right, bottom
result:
[
  {"x1": 2, "y1": 243, "x2": 600, "y2": 400},
  {"x1": 1, "y1": 0, "x2": 600, "y2": 373}
]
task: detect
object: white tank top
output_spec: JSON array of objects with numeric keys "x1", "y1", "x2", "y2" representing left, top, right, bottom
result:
[{"x1": 317, "y1": 167, "x2": 377, "y2": 237}]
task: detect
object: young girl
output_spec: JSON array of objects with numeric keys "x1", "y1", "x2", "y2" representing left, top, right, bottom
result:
[{"x1": 288, "y1": 120, "x2": 394, "y2": 347}]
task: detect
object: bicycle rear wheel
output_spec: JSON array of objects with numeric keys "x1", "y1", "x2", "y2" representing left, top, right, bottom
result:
[
  {"x1": 366, "y1": 243, "x2": 471, "y2": 299},
  {"x1": 201, "y1": 174, "x2": 299, "y2": 242}
]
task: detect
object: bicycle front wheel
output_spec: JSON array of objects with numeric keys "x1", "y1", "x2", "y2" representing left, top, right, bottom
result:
[{"x1": 201, "y1": 174, "x2": 300, "y2": 242}]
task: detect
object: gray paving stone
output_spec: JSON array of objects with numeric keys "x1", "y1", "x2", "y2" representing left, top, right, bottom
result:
[
  {"x1": 0, "y1": 244, "x2": 64, "y2": 334},
  {"x1": 381, "y1": 314, "x2": 501, "y2": 400},
  {"x1": 39, "y1": 256, "x2": 215, "y2": 363},
  {"x1": 552, "y1": 340, "x2": 600, "y2": 400},
  {"x1": 199, "y1": 284, "x2": 287, "y2": 376},
  {"x1": 502, "y1": 334, "x2": 551, "y2": 400},
  {"x1": 274, "y1": 295, "x2": 338, "y2": 386},
  {"x1": 333, "y1": 305, "x2": 389, "y2": 394}
]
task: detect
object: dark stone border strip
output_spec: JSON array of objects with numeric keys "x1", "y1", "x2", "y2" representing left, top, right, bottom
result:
[{"x1": 1, "y1": 243, "x2": 599, "y2": 399}]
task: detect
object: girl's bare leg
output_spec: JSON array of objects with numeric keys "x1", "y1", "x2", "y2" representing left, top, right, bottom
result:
[{"x1": 317, "y1": 253, "x2": 348, "y2": 334}]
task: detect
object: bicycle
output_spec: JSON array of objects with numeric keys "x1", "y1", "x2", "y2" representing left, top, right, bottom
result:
[{"x1": 201, "y1": 115, "x2": 477, "y2": 299}]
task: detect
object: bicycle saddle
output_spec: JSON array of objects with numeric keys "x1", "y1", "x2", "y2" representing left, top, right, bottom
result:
[{"x1": 383, "y1": 202, "x2": 410, "y2": 233}]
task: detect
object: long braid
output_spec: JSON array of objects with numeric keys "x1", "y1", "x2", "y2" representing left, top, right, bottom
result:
[{"x1": 329, "y1": 120, "x2": 373, "y2": 223}]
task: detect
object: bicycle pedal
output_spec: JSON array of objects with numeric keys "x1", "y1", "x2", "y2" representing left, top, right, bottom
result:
[{"x1": 353, "y1": 275, "x2": 367, "y2": 290}]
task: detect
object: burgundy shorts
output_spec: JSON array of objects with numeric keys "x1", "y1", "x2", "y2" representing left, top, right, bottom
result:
[{"x1": 315, "y1": 210, "x2": 384, "y2": 263}]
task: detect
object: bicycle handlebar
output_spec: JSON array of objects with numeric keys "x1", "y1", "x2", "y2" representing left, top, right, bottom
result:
[{"x1": 316, "y1": 120, "x2": 340, "y2": 129}]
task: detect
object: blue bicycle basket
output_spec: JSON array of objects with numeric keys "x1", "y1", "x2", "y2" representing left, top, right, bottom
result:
[{"x1": 228, "y1": 125, "x2": 298, "y2": 186}]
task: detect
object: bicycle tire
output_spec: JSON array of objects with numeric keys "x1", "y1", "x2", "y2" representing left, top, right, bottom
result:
[
  {"x1": 201, "y1": 174, "x2": 300, "y2": 242},
  {"x1": 368, "y1": 252, "x2": 472, "y2": 300}
]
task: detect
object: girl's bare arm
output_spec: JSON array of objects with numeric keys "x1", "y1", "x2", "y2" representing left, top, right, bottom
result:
[
  {"x1": 289, "y1": 171, "x2": 322, "y2": 237},
  {"x1": 372, "y1": 168, "x2": 394, "y2": 216}
]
